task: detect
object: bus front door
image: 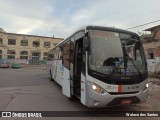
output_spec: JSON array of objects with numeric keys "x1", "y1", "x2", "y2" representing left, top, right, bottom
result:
[{"x1": 72, "y1": 40, "x2": 83, "y2": 98}]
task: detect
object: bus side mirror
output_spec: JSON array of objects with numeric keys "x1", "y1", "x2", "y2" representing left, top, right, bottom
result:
[{"x1": 83, "y1": 37, "x2": 89, "y2": 51}]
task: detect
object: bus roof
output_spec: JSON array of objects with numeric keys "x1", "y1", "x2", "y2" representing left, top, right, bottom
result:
[{"x1": 48, "y1": 25, "x2": 138, "y2": 53}]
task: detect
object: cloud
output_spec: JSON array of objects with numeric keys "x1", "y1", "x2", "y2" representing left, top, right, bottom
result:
[
  {"x1": 0, "y1": 0, "x2": 160, "y2": 38},
  {"x1": 70, "y1": 0, "x2": 160, "y2": 31},
  {"x1": 0, "y1": 0, "x2": 54, "y2": 35}
]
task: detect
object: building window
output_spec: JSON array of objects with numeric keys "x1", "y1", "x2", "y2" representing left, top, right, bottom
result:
[
  {"x1": 20, "y1": 51, "x2": 28, "y2": 55},
  {"x1": 7, "y1": 50, "x2": 16, "y2": 54},
  {"x1": 21, "y1": 40, "x2": 28, "y2": 46},
  {"x1": 43, "y1": 57, "x2": 48, "y2": 60},
  {"x1": 20, "y1": 51, "x2": 28, "y2": 59},
  {"x1": 147, "y1": 48, "x2": 154, "y2": 59},
  {"x1": 48, "y1": 54, "x2": 54, "y2": 60},
  {"x1": 43, "y1": 52, "x2": 48, "y2": 56},
  {"x1": 8, "y1": 39, "x2": 16, "y2": 45},
  {"x1": 0, "y1": 38, "x2": 3, "y2": 44},
  {"x1": 44, "y1": 42, "x2": 51, "y2": 48},
  {"x1": 33, "y1": 41, "x2": 40, "y2": 47},
  {"x1": 32, "y1": 52, "x2": 40, "y2": 57},
  {"x1": 20, "y1": 56, "x2": 28, "y2": 59},
  {"x1": 7, "y1": 55, "x2": 15, "y2": 59},
  {"x1": 0, "y1": 55, "x2": 2, "y2": 59}
]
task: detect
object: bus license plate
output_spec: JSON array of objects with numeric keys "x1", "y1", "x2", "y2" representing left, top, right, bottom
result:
[{"x1": 121, "y1": 99, "x2": 132, "y2": 105}]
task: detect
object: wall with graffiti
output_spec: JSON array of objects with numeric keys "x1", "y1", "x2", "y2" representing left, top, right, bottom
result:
[
  {"x1": 0, "y1": 59, "x2": 29, "y2": 64},
  {"x1": 0, "y1": 59, "x2": 47, "y2": 65}
]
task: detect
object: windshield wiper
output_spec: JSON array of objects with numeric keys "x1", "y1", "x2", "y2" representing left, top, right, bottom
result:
[
  {"x1": 125, "y1": 54, "x2": 142, "y2": 78},
  {"x1": 108, "y1": 38, "x2": 142, "y2": 78}
]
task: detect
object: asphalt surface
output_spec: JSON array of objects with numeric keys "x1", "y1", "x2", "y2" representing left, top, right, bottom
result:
[{"x1": 0, "y1": 67, "x2": 160, "y2": 120}]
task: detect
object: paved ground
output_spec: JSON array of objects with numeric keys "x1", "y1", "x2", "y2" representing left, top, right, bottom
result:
[{"x1": 0, "y1": 67, "x2": 160, "y2": 120}]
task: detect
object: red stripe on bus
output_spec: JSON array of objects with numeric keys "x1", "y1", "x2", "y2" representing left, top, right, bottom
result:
[{"x1": 118, "y1": 85, "x2": 122, "y2": 92}]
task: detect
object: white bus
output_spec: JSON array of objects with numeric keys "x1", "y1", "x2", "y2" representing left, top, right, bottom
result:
[{"x1": 47, "y1": 25, "x2": 148, "y2": 107}]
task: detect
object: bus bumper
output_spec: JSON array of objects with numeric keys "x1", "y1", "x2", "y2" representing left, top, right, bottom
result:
[{"x1": 85, "y1": 85, "x2": 148, "y2": 108}]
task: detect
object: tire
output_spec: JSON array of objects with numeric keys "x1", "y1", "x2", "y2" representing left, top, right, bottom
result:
[
  {"x1": 68, "y1": 95, "x2": 79, "y2": 101},
  {"x1": 50, "y1": 70, "x2": 54, "y2": 81},
  {"x1": 68, "y1": 96, "x2": 76, "y2": 101}
]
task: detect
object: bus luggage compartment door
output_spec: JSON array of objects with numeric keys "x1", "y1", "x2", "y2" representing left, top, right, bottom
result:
[{"x1": 62, "y1": 67, "x2": 71, "y2": 98}]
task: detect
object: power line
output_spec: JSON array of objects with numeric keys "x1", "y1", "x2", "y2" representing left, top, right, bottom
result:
[{"x1": 126, "y1": 19, "x2": 160, "y2": 30}]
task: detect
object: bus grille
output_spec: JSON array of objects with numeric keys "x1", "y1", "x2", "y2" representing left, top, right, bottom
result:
[{"x1": 108, "y1": 91, "x2": 139, "y2": 95}]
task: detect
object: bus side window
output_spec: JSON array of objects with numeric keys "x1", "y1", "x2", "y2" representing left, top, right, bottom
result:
[{"x1": 62, "y1": 41, "x2": 70, "y2": 69}]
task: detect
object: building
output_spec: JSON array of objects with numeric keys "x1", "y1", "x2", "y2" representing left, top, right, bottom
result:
[
  {"x1": 0, "y1": 28, "x2": 63, "y2": 64},
  {"x1": 142, "y1": 25, "x2": 160, "y2": 59},
  {"x1": 141, "y1": 25, "x2": 160, "y2": 73}
]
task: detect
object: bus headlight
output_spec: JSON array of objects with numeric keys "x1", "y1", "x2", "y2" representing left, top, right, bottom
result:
[
  {"x1": 91, "y1": 83, "x2": 106, "y2": 94},
  {"x1": 146, "y1": 83, "x2": 149, "y2": 88}
]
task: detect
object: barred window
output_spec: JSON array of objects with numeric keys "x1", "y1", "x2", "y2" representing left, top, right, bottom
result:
[
  {"x1": 20, "y1": 51, "x2": 28, "y2": 55},
  {"x1": 7, "y1": 50, "x2": 16, "y2": 54},
  {"x1": 8, "y1": 39, "x2": 16, "y2": 45},
  {"x1": 20, "y1": 56, "x2": 28, "y2": 59},
  {"x1": 43, "y1": 57, "x2": 48, "y2": 60},
  {"x1": 21, "y1": 40, "x2": 28, "y2": 46},
  {"x1": 33, "y1": 41, "x2": 40, "y2": 47},
  {"x1": 7, "y1": 55, "x2": 15, "y2": 59}
]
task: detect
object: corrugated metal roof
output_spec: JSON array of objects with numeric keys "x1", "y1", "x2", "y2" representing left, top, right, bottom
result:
[{"x1": 144, "y1": 25, "x2": 160, "y2": 31}]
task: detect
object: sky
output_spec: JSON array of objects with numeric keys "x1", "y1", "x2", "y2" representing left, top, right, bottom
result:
[{"x1": 0, "y1": 0, "x2": 160, "y2": 38}]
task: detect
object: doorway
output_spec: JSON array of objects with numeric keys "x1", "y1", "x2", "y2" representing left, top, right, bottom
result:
[{"x1": 72, "y1": 39, "x2": 83, "y2": 98}]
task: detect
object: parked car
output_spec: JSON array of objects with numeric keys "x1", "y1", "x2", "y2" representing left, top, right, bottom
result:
[
  {"x1": 11, "y1": 63, "x2": 21, "y2": 69},
  {"x1": 0, "y1": 63, "x2": 10, "y2": 68}
]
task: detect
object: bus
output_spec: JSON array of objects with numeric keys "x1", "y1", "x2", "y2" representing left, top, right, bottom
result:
[{"x1": 47, "y1": 25, "x2": 148, "y2": 107}]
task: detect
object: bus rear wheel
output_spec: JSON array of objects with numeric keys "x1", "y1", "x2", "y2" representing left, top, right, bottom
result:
[{"x1": 50, "y1": 70, "x2": 54, "y2": 81}]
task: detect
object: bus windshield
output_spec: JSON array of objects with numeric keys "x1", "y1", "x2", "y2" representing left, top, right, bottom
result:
[{"x1": 88, "y1": 30, "x2": 146, "y2": 76}]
